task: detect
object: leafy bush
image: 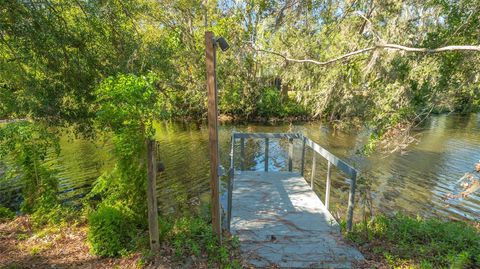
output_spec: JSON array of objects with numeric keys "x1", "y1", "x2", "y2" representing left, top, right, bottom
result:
[
  {"x1": 256, "y1": 87, "x2": 283, "y2": 117},
  {"x1": 0, "y1": 206, "x2": 15, "y2": 222},
  {"x1": 348, "y1": 214, "x2": 480, "y2": 268},
  {"x1": 87, "y1": 205, "x2": 137, "y2": 257}
]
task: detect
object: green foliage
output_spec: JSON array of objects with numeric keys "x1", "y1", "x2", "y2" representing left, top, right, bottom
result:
[
  {"x1": 0, "y1": 121, "x2": 60, "y2": 214},
  {"x1": 256, "y1": 87, "x2": 308, "y2": 118},
  {"x1": 88, "y1": 73, "x2": 159, "y2": 220},
  {"x1": 87, "y1": 204, "x2": 137, "y2": 257},
  {"x1": 95, "y1": 73, "x2": 159, "y2": 136},
  {"x1": 0, "y1": 0, "x2": 172, "y2": 128},
  {"x1": 160, "y1": 216, "x2": 241, "y2": 268},
  {"x1": 348, "y1": 214, "x2": 480, "y2": 268},
  {"x1": 31, "y1": 204, "x2": 78, "y2": 228},
  {"x1": 0, "y1": 206, "x2": 15, "y2": 222},
  {"x1": 256, "y1": 87, "x2": 283, "y2": 117},
  {"x1": 0, "y1": 120, "x2": 76, "y2": 228}
]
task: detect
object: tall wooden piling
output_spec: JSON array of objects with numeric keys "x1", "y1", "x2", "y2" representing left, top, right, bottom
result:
[
  {"x1": 146, "y1": 139, "x2": 159, "y2": 252},
  {"x1": 205, "y1": 31, "x2": 222, "y2": 241}
]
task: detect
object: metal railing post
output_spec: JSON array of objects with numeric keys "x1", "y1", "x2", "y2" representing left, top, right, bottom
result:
[
  {"x1": 310, "y1": 154, "x2": 316, "y2": 189},
  {"x1": 240, "y1": 137, "x2": 245, "y2": 171},
  {"x1": 325, "y1": 161, "x2": 332, "y2": 210},
  {"x1": 346, "y1": 172, "x2": 357, "y2": 232},
  {"x1": 227, "y1": 168, "x2": 234, "y2": 231},
  {"x1": 227, "y1": 134, "x2": 235, "y2": 231},
  {"x1": 264, "y1": 138, "x2": 269, "y2": 172},
  {"x1": 300, "y1": 137, "x2": 306, "y2": 176},
  {"x1": 288, "y1": 138, "x2": 293, "y2": 172}
]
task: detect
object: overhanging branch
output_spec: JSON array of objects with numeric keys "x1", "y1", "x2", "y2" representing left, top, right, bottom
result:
[{"x1": 255, "y1": 44, "x2": 480, "y2": 66}]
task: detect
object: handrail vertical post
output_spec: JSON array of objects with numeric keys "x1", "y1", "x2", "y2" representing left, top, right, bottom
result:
[
  {"x1": 240, "y1": 137, "x2": 245, "y2": 171},
  {"x1": 300, "y1": 137, "x2": 306, "y2": 176},
  {"x1": 264, "y1": 138, "x2": 269, "y2": 172},
  {"x1": 288, "y1": 138, "x2": 293, "y2": 172},
  {"x1": 227, "y1": 168, "x2": 234, "y2": 231},
  {"x1": 346, "y1": 172, "x2": 357, "y2": 232},
  {"x1": 311, "y1": 154, "x2": 316, "y2": 189},
  {"x1": 227, "y1": 134, "x2": 235, "y2": 232},
  {"x1": 325, "y1": 161, "x2": 332, "y2": 210}
]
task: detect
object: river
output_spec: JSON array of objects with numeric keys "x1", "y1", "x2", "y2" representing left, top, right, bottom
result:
[{"x1": 0, "y1": 113, "x2": 479, "y2": 221}]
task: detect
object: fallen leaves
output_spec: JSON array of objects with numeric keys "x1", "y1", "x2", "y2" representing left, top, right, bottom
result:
[{"x1": 0, "y1": 217, "x2": 140, "y2": 268}]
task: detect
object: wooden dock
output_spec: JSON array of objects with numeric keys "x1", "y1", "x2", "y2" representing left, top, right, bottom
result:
[{"x1": 224, "y1": 133, "x2": 364, "y2": 268}]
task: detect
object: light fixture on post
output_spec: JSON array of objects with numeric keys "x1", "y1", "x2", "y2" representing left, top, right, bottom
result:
[{"x1": 216, "y1": 36, "x2": 230, "y2": 52}]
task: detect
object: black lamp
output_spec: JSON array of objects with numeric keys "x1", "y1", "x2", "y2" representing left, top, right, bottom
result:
[{"x1": 216, "y1": 37, "x2": 230, "y2": 52}]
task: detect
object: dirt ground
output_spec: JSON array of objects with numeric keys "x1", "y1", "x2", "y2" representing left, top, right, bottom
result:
[{"x1": 0, "y1": 216, "x2": 144, "y2": 268}]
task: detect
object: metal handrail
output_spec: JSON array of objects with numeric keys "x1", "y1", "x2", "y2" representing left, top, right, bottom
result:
[
  {"x1": 225, "y1": 132, "x2": 358, "y2": 232},
  {"x1": 302, "y1": 136, "x2": 357, "y2": 231}
]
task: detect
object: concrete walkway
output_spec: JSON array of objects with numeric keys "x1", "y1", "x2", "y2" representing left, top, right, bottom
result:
[{"x1": 230, "y1": 171, "x2": 364, "y2": 268}]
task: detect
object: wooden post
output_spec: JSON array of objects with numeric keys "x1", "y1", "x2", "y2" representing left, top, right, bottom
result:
[
  {"x1": 146, "y1": 139, "x2": 159, "y2": 252},
  {"x1": 264, "y1": 138, "x2": 269, "y2": 172},
  {"x1": 300, "y1": 137, "x2": 306, "y2": 176},
  {"x1": 346, "y1": 172, "x2": 357, "y2": 232},
  {"x1": 325, "y1": 161, "x2": 332, "y2": 210},
  {"x1": 310, "y1": 154, "x2": 316, "y2": 189},
  {"x1": 288, "y1": 138, "x2": 293, "y2": 172},
  {"x1": 205, "y1": 31, "x2": 221, "y2": 241},
  {"x1": 240, "y1": 137, "x2": 245, "y2": 171}
]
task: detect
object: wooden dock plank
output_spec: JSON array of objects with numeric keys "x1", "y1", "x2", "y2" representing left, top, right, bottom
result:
[{"x1": 231, "y1": 171, "x2": 363, "y2": 268}]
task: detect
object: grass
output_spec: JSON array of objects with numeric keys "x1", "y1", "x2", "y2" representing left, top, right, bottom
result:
[{"x1": 347, "y1": 214, "x2": 480, "y2": 268}]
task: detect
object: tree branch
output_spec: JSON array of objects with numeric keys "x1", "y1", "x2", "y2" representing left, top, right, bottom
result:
[
  {"x1": 254, "y1": 44, "x2": 480, "y2": 66},
  {"x1": 378, "y1": 44, "x2": 480, "y2": 53}
]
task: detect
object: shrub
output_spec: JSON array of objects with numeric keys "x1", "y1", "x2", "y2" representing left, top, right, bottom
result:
[
  {"x1": 256, "y1": 87, "x2": 283, "y2": 117},
  {"x1": 0, "y1": 206, "x2": 15, "y2": 222},
  {"x1": 87, "y1": 205, "x2": 136, "y2": 257},
  {"x1": 256, "y1": 87, "x2": 308, "y2": 118}
]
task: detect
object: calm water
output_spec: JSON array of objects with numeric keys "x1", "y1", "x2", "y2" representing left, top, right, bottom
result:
[{"x1": 1, "y1": 114, "x2": 479, "y2": 221}]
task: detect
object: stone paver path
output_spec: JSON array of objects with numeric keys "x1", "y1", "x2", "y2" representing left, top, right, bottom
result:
[{"x1": 231, "y1": 171, "x2": 364, "y2": 268}]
